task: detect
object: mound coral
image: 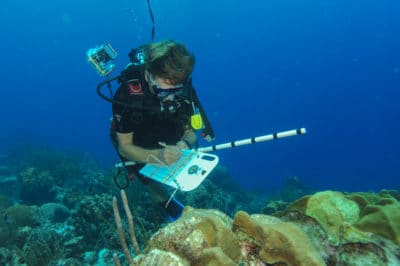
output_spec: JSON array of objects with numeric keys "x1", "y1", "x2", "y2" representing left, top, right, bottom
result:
[
  {"x1": 355, "y1": 198, "x2": 400, "y2": 244},
  {"x1": 233, "y1": 211, "x2": 325, "y2": 265},
  {"x1": 145, "y1": 207, "x2": 241, "y2": 264},
  {"x1": 4, "y1": 204, "x2": 38, "y2": 227},
  {"x1": 305, "y1": 191, "x2": 360, "y2": 244}
]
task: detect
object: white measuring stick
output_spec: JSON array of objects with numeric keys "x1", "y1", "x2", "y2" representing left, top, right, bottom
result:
[{"x1": 197, "y1": 128, "x2": 306, "y2": 152}]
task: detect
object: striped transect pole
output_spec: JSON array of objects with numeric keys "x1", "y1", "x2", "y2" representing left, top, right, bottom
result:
[
  {"x1": 115, "y1": 128, "x2": 307, "y2": 168},
  {"x1": 197, "y1": 128, "x2": 306, "y2": 152}
]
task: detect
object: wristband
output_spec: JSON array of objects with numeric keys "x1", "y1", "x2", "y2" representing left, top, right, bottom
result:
[{"x1": 179, "y1": 139, "x2": 191, "y2": 149}]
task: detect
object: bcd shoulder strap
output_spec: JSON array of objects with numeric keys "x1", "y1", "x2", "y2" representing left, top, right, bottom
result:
[{"x1": 189, "y1": 84, "x2": 215, "y2": 142}]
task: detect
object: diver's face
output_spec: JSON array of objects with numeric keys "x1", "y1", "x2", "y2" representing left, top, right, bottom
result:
[
  {"x1": 145, "y1": 71, "x2": 185, "y2": 100},
  {"x1": 145, "y1": 71, "x2": 179, "y2": 92}
]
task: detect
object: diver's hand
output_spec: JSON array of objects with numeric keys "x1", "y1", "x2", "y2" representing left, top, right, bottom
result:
[
  {"x1": 176, "y1": 140, "x2": 190, "y2": 150},
  {"x1": 159, "y1": 142, "x2": 182, "y2": 165}
]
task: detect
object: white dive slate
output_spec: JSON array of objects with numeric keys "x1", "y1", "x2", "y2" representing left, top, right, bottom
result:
[{"x1": 140, "y1": 149, "x2": 219, "y2": 191}]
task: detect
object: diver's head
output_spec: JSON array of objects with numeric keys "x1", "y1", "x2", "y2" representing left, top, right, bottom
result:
[
  {"x1": 144, "y1": 40, "x2": 194, "y2": 113},
  {"x1": 144, "y1": 40, "x2": 195, "y2": 85},
  {"x1": 145, "y1": 71, "x2": 186, "y2": 112}
]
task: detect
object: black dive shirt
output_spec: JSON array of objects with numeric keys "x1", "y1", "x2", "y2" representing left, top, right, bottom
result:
[{"x1": 111, "y1": 65, "x2": 193, "y2": 149}]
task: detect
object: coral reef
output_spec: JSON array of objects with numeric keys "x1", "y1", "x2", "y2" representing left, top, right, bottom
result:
[
  {"x1": 2, "y1": 145, "x2": 400, "y2": 265},
  {"x1": 262, "y1": 199, "x2": 288, "y2": 214},
  {"x1": 133, "y1": 249, "x2": 189, "y2": 265},
  {"x1": 36, "y1": 203, "x2": 70, "y2": 224},
  {"x1": 181, "y1": 165, "x2": 266, "y2": 216},
  {"x1": 120, "y1": 190, "x2": 400, "y2": 266},
  {"x1": 0, "y1": 214, "x2": 13, "y2": 247},
  {"x1": 0, "y1": 165, "x2": 18, "y2": 200},
  {"x1": 0, "y1": 194, "x2": 13, "y2": 211},
  {"x1": 233, "y1": 211, "x2": 325, "y2": 265},
  {"x1": 21, "y1": 229, "x2": 63, "y2": 266},
  {"x1": 4, "y1": 204, "x2": 38, "y2": 228},
  {"x1": 0, "y1": 247, "x2": 24, "y2": 265},
  {"x1": 0, "y1": 224, "x2": 67, "y2": 266},
  {"x1": 336, "y1": 242, "x2": 389, "y2": 266},
  {"x1": 305, "y1": 191, "x2": 360, "y2": 244},
  {"x1": 284, "y1": 190, "x2": 400, "y2": 246},
  {"x1": 354, "y1": 194, "x2": 400, "y2": 245},
  {"x1": 280, "y1": 176, "x2": 314, "y2": 202},
  {"x1": 145, "y1": 207, "x2": 241, "y2": 264},
  {"x1": 19, "y1": 167, "x2": 56, "y2": 205},
  {"x1": 70, "y1": 193, "x2": 118, "y2": 249}
]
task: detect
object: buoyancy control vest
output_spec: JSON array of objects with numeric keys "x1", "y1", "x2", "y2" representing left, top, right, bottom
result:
[{"x1": 97, "y1": 47, "x2": 215, "y2": 142}]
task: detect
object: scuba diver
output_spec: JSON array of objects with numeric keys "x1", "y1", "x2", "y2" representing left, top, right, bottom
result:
[{"x1": 96, "y1": 40, "x2": 214, "y2": 220}]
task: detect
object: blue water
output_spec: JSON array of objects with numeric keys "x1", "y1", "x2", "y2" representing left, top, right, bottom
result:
[{"x1": 1, "y1": 0, "x2": 399, "y2": 192}]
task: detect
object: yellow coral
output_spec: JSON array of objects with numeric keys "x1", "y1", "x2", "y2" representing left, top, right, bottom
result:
[
  {"x1": 201, "y1": 247, "x2": 236, "y2": 266},
  {"x1": 233, "y1": 211, "x2": 325, "y2": 266},
  {"x1": 306, "y1": 191, "x2": 360, "y2": 244},
  {"x1": 355, "y1": 203, "x2": 400, "y2": 244}
]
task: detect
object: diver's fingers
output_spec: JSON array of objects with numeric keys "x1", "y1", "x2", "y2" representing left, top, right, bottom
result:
[
  {"x1": 162, "y1": 146, "x2": 182, "y2": 165},
  {"x1": 159, "y1": 142, "x2": 181, "y2": 155},
  {"x1": 166, "y1": 146, "x2": 181, "y2": 156}
]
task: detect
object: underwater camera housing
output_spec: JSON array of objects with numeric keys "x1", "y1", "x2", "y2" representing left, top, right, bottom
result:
[{"x1": 87, "y1": 43, "x2": 118, "y2": 76}]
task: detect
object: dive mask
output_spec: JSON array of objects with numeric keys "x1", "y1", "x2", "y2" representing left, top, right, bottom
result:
[
  {"x1": 155, "y1": 86, "x2": 185, "y2": 99},
  {"x1": 149, "y1": 75, "x2": 186, "y2": 113},
  {"x1": 149, "y1": 75, "x2": 185, "y2": 100}
]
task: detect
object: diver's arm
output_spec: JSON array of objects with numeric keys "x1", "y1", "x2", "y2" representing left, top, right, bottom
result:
[
  {"x1": 177, "y1": 128, "x2": 197, "y2": 149},
  {"x1": 116, "y1": 132, "x2": 181, "y2": 165}
]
